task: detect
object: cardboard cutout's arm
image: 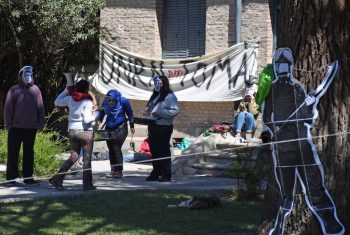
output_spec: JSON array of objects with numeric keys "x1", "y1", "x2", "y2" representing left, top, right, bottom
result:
[{"x1": 312, "y1": 61, "x2": 339, "y2": 106}]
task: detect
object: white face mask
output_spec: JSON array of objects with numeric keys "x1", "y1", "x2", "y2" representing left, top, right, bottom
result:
[
  {"x1": 276, "y1": 63, "x2": 290, "y2": 76},
  {"x1": 153, "y1": 77, "x2": 161, "y2": 92},
  {"x1": 20, "y1": 66, "x2": 33, "y2": 84}
]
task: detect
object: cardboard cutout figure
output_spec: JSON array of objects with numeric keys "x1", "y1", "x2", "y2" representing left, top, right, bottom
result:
[{"x1": 262, "y1": 48, "x2": 345, "y2": 235}]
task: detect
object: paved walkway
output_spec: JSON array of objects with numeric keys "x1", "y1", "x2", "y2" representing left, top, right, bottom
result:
[{"x1": 0, "y1": 160, "x2": 236, "y2": 203}]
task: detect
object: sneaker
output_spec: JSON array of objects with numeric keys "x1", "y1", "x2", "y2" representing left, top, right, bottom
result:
[
  {"x1": 146, "y1": 176, "x2": 159, "y2": 181},
  {"x1": 234, "y1": 136, "x2": 246, "y2": 144},
  {"x1": 3, "y1": 181, "x2": 28, "y2": 188},
  {"x1": 49, "y1": 178, "x2": 65, "y2": 191},
  {"x1": 23, "y1": 179, "x2": 40, "y2": 185},
  {"x1": 158, "y1": 177, "x2": 171, "y2": 182},
  {"x1": 106, "y1": 171, "x2": 123, "y2": 178},
  {"x1": 245, "y1": 133, "x2": 252, "y2": 142}
]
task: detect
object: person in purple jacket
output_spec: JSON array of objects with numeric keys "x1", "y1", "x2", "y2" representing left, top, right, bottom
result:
[{"x1": 3, "y1": 66, "x2": 45, "y2": 187}]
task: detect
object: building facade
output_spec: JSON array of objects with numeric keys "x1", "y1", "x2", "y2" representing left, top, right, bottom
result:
[{"x1": 100, "y1": 0, "x2": 272, "y2": 136}]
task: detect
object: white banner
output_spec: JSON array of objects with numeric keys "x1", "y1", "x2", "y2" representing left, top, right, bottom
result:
[{"x1": 90, "y1": 41, "x2": 258, "y2": 101}]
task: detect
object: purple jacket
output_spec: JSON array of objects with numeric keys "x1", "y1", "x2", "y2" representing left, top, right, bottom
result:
[{"x1": 4, "y1": 83, "x2": 45, "y2": 129}]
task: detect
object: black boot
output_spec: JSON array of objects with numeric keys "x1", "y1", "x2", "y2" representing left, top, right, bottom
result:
[{"x1": 50, "y1": 159, "x2": 74, "y2": 190}]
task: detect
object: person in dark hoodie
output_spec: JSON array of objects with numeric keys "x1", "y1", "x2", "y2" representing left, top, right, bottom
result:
[
  {"x1": 98, "y1": 90, "x2": 135, "y2": 178},
  {"x1": 50, "y1": 80, "x2": 98, "y2": 190},
  {"x1": 4, "y1": 66, "x2": 45, "y2": 187}
]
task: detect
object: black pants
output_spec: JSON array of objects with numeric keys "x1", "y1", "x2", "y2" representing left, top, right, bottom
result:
[
  {"x1": 106, "y1": 124, "x2": 128, "y2": 172},
  {"x1": 148, "y1": 124, "x2": 173, "y2": 179},
  {"x1": 6, "y1": 127, "x2": 37, "y2": 181}
]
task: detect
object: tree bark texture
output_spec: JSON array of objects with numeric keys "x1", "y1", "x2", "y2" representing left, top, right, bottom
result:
[{"x1": 259, "y1": 1, "x2": 350, "y2": 234}]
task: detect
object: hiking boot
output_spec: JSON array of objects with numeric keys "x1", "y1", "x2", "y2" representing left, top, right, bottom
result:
[
  {"x1": 158, "y1": 177, "x2": 171, "y2": 182},
  {"x1": 83, "y1": 185, "x2": 97, "y2": 191},
  {"x1": 106, "y1": 171, "x2": 123, "y2": 178},
  {"x1": 49, "y1": 177, "x2": 65, "y2": 191},
  {"x1": 23, "y1": 179, "x2": 40, "y2": 185},
  {"x1": 146, "y1": 176, "x2": 159, "y2": 181}
]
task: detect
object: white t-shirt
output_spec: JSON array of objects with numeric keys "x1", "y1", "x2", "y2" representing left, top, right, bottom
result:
[{"x1": 54, "y1": 89, "x2": 97, "y2": 130}]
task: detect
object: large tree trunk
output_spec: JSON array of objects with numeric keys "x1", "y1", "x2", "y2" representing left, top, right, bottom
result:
[{"x1": 258, "y1": 1, "x2": 350, "y2": 234}]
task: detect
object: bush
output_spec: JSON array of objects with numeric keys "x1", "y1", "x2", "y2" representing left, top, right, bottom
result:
[
  {"x1": 0, "y1": 129, "x2": 67, "y2": 177},
  {"x1": 224, "y1": 149, "x2": 264, "y2": 199}
]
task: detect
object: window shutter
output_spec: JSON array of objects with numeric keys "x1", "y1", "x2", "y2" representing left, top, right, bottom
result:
[{"x1": 163, "y1": 0, "x2": 206, "y2": 59}]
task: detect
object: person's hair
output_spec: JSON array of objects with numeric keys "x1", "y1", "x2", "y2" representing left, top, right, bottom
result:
[
  {"x1": 75, "y1": 79, "x2": 89, "y2": 93},
  {"x1": 147, "y1": 75, "x2": 173, "y2": 106}
]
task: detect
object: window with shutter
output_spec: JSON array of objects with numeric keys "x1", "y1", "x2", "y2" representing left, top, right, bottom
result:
[{"x1": 163, "y1": 0, "x2": 206, "y2": 59}]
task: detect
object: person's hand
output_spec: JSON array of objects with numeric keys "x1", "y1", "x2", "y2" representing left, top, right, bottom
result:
[
  {"x1": 245, "y1": 95, "x2": 252, "y2": 103},
  {"x1": 304, "y1": 95, "x2": 316, "y2": 106},
  {"x1": 92, "y1": 105, "x2": 98, "y2": 111},
  {"x1": 130, "y1": 128, "x2": 135, "y2": 134}
]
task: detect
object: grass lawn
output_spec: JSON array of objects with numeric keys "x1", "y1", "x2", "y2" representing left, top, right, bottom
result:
[{"x1": 0, "y1": 190, "x2": 261, "y2": 235}]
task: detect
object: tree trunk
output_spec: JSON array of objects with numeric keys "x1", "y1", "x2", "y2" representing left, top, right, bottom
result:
[{"x1": 258, "y1": 1, "x2": 350, "y2": 234}]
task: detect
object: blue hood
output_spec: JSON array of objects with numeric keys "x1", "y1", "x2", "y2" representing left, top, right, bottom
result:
[
  {"x1": 106, "y1": 90, "x2": 121, "y2": 101},
  {"x1": 99, "y1": 90, "x2": 134, "y2": 128}
]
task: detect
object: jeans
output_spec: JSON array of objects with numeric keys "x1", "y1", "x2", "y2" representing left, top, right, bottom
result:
[
  {"x1": 235, "y1": 112, "x2": 256, "y2": 132},
  {"x1": 123, "y1": 153, "x2": 149, "y2": 163}
]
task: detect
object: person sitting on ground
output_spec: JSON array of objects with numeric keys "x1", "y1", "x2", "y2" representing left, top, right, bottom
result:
[
  {"x1": 123, "y1": 137, "x2": 152, "y2": 163},
  {"x1": 230, "y1": 86, "x2": 259, "y2": 142}
]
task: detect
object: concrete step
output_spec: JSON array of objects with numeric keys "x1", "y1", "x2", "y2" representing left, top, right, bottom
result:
[
  {"x1": 192, "y1": 162, "x2": 231, "y2": 177},
  {"x1": 201, "y1": 152, "x2": 238, "y2": 165}
]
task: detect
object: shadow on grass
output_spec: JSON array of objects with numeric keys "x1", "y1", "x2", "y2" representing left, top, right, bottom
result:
[{"x1": 0, "y1": 190, "x2": 261, "y2": 235}]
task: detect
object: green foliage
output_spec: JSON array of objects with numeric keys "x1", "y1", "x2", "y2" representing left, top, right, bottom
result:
[
  {"x1": 0, "y1": 129, "x2": 67, "y2": 177},
  {"x1": 0, "y1": 130, "x2": 7, "y2": 165},
  {"x1": 33, "y1": 131, "x2": 68, "y2": 176},
  {"x1": 0, "y1": 0, "x2": 106, "y2": 125},
  {"x1": 224, "y1": 153, "x2": 264, "y2": 199}
]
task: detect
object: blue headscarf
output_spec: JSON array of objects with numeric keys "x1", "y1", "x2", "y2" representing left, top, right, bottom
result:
[{"x1": 102, "y1": 90, "x2": 122, "y2": 117}]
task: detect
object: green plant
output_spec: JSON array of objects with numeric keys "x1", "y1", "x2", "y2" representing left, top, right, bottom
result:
[
  {"x1": 224, "y1": 153, "x2": 264, "y2": 199},
  {"x1": 33, "y1": 131, "x2": 68, "y2": 177},
  {"x1": 0, "y1": 129, "x2": 67, "y2": 178},
  {"x1": 0, "y1": 130, "x2": 7, "y2": 164}
]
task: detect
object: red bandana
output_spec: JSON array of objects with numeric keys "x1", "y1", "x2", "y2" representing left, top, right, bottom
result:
[{"x1": 72, "y1": 92, "x2": 91, "y2": 101}]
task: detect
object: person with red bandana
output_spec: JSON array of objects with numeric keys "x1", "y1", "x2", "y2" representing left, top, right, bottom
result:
[{"x1": 50, "y1": 80, "x2": 98, "y2": 190}]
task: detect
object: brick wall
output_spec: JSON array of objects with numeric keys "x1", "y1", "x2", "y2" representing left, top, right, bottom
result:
[
  {"x1": 241, "y1": 0, "x2": 273, "y2": 70},
  {"x1": 205, "y1": 0, "x2": 272, "y2": 72},
  {"x1": 129, "y1": 100, "x2": 234, "y2": 137},
  {"x1": 205, "y1": 0, "x2": 235, "y2": 53},
  {"x1": 101, "y1": 0, "x2": 162, "y2": 58},
  {"x1": 100, "y1": 0, "x2": 272, "y2": 137}
]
